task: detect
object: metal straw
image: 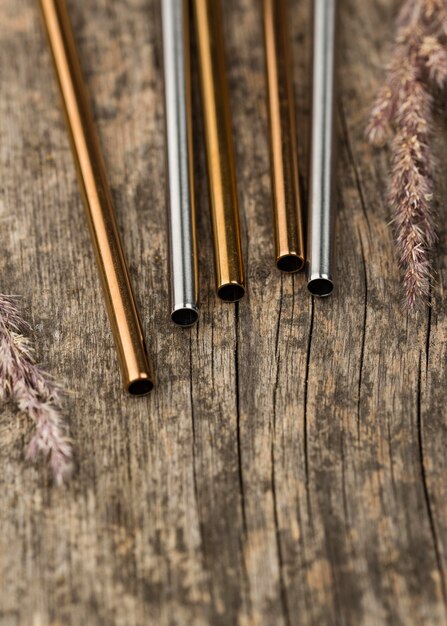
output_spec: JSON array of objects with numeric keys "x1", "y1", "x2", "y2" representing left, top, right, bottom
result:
[
  {"x1": 263, "y1": 0, "x2": 305, "y2": 273},
  {"x1": 307, "y1": 0, "x2": 337, "y2": 296},
  {"x1": 162, "y1": 0, "x2": 199, "y2": 326},
  {"x1": 39, "y1": 0, "x2": 154, "y2": 395},
  {"x1": 192, "y1": 0, "x2": 245, "y2": 302}
]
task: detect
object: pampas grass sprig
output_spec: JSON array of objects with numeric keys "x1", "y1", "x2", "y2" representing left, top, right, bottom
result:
[
  {"x1": 367, "y1": 0, "x2": 447, "y2": 308},
  {"x1": 0, "y1": 295, "x2": 73, "y2": 484}
]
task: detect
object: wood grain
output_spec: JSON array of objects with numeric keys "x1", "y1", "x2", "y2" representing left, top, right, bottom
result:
[{"x1": 0, "y1": 0, "x2": 446, "y2": 624}]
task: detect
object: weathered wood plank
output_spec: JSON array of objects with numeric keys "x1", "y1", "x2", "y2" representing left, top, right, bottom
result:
[{"x1": 0, "y1": 0, "x2": 447, "y2": 625}]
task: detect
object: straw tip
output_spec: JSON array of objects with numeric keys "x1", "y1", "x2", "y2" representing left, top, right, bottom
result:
[
  {"x1": 276, "y1": 254, "x2": 305, "y2": 273},
  {"x1": 127, "y1": 377, "x2": 154, "y2": 396},
  {"x1": 218, "y1": 282, "x2": 245, "y2": 303},
  {"x1": 307, "y1": 274, "x2": 334, "y2": 297},
  {"x1": 171, "y1": 305, "x2": 199, "y2": 327}
]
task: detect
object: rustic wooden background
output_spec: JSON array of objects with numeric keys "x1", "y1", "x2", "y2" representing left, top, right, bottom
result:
[{"x1": 1, "y1": 0, "x2": 447, "y2": 624}]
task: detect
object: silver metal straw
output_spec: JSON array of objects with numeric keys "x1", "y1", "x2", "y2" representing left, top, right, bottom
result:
[
  {"x1": 162, "y1": 0, "x2": 199, "y2": 325},
  {"x1": 307, "y1": 0, "x2": 337, "y2": 297}
]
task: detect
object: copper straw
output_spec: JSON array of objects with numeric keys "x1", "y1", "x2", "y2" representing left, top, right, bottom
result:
[
  {"x1": 39, "y1": 0, "x2": 154, "y2": 395},
  {"x1": 192, "y1": 0, "x2": 245, "y2": 302},
  {"x1": 263, "y1": 0, "x2": 305, "y2": 272}
]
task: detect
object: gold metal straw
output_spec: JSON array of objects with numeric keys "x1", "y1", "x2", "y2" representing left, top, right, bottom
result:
[
  {"x1": 192, "y1": 0, "x2": 245, "y2": 302},
  {"x1": 39, "y1": 0, "x2": 154, "y2": 395},
  {"x1": 263, "y1": 0, "x2": 305, "y2": 273}
]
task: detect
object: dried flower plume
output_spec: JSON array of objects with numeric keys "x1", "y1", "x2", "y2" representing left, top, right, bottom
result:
[
  {"x1": 367, "y1": 0, "x2": 447, "y2": 307},
  {"x1": 0, "y1": 295, "x2": 73, "y2": 484}
]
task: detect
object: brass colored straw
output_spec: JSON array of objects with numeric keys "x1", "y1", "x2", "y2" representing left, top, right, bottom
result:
[
  {"x1": 263, "y1": 0, "x2": 305, "y2": 273},
  {"x1": 39, "y1": 0, "x2": 154, "y2": 395},
  {"x1": 192, "y1": 0, "x2": 245, "y2": 302}
]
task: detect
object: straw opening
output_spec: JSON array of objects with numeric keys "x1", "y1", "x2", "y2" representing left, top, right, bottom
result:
[
  {"x1": 308, "y1": 278, "x2": 334, "y2": 297},
  {"x1": 128, "y1": 379, "x2": 154, "y2": 396},
  {"x1": 218, "y1": 283, "x2": 245, "y2": 302},
  {"x1": 171, "y1": 307, "x2": 199, "y2": 327},
  {"x1": 277, "y1": 254, "x2": 305, "y2": 273}
]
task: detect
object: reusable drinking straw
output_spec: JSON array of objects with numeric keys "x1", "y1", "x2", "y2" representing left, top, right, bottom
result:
[
  {"x1": 263, "y1": 0, "x2": 305, "y2": 273},
  {"x1": 192, "y1": 0, "x2": 245, "y2": 302},
  {"x1": 39, "y1": 0, "x2": 154, "y2": 395},
  {"x1": 307, "y1": 0, "x2": 337, "y2": 296},
  {"x1": 162, "y1": 0, "x2": 199, "y2": 326}
]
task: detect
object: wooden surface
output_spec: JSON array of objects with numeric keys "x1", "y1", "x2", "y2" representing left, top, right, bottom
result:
[{"x1": 1, "y1": 0, "x2": 447, "y2": 624}]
